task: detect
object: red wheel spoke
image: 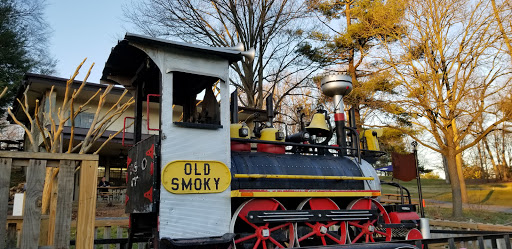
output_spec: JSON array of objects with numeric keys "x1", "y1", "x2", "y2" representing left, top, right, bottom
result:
[
  {"x1": 253, "y1": 238, "x2": 261, "y2": 249},
  {"x1": 348, "y1": 221, "x2": 361, "y2": 227},
  {"x1": 352, "y1": 231, "x2": 364, "y2": 243},
  {"x1": 350, "y1": 222, "x2": 365, "y2": 229},
  {"x1": 268, "y1": 236, "x2": 285, "y2": 248},
  {"x1": 298, "y1": 231, "x2": 316, "y2": 242},
  {"x1": 235, "y1": 233, "x2": 258, "y2": 244},
  {"x1": 326, "y1": 232, "x2": 344, "y2": 244},
  {"x1": 234, "y1": 199, "x2": 293, "y2": 249},
  {"x1": 304, "y1": 222, "x2": 315, "y2": 229},
  {"x1": 321, "y1": 236, "x2": 327, "y2": 246},
  {"x1": 269, "y1": 222, "x2": 290, "y2": 232},
  {"x1": 296, "y1": 198, "x2": 341, "y2": 247},
  {"x1": 347, "y1": 198, "x2": 392, "y2": 245},
  {"x1": 240, "y1": 216, "x2": 260, "y2": 230}
]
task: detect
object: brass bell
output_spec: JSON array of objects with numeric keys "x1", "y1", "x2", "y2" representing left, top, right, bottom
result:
[{"x1": 306, "y1": 113, "x2": 330, "y2": 136}]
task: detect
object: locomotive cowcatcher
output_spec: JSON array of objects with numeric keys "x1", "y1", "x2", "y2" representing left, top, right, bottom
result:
[{"x1": 101, "y1": 33, "x2": 424, "y2": 249}]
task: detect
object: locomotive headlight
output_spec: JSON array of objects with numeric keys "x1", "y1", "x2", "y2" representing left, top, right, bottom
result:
[
  {"x1": 275, "y1": 131, "x2": 285, "y2": 141},
  {"x1": 239, "y1": 127, "x2": 249, "y2": 137},
  {"x1": 303, "y1": 132, "x2": 310, "y2": 141}
]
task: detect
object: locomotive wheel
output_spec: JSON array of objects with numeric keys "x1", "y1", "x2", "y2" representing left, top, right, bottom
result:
[
  {"x1": 346, "y1": 198, "x2": 392, "y2": 243},
  {"x1": 295, "y1": 198, "x2": 346, "y2": 247},
  {"x1": 230, "y1": 198, "x2": 295, "y2": 249}
]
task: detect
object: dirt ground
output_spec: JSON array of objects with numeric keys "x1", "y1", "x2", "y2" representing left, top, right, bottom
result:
[
  {"x1": 96, "y1": 202, "x2": 128, "y2": 217},
  {"x1": 72, "y1": 200, "x2": 127, "y2": 219}
]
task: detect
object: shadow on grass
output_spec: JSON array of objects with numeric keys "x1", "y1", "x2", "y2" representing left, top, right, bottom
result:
[{"x1": 479, "y1": 190, "x2": 494, "y2": 204}]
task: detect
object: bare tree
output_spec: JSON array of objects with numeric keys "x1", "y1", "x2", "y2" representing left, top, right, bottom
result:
[
  {"x1": 8, "y1": 59, "x2": 135, "y2": 214},
  {"x1": 380, "y1": 0, "x2": 512, "y2": 217},
  {"x1": 491, "y1": 0, "x2": 512, "y2": 62},
  {"x1": 124, "y1": 0, "x2": 321, "y2": 111}
]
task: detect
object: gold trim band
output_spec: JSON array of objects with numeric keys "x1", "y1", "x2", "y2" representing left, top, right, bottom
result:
[{"x1": 231, "y1": 190, "x2": 381, "y2": 198}]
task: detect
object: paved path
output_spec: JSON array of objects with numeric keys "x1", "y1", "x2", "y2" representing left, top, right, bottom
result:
[{"x1": 425, "y1": 199, "x2": 512, "y2": 214}]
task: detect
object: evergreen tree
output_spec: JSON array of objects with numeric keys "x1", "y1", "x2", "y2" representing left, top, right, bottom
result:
[
  {"x1": 0, "y1": 0, "x2": 55, "y2": 111},
  {"x1": 299, "y1": 0, "x2": 408, "y2": 127},
  {"x1": 0, "y1": 0, "x2": 31, "y2": 109}
]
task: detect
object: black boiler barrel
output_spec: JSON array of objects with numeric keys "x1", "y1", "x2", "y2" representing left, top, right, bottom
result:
[{"x1": 230, "y1": 151, "x2": 365, "y2": 190}]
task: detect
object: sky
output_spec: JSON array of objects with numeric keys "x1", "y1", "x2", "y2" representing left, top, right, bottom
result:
[{"x1": 45, "y1": 0, "x2": 131, "y2": 83}]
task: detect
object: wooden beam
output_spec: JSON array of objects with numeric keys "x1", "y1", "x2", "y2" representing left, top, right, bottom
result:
[
  {"x1": 10, "y1": 159, "x2": 59, "y2": 168},
  {"x1": 0, "y1": 151, "x2": 98, "y2": 161},
  {"x1": 0, "y1": 158, "x2": 12, "y2": 249},
  {"x1": 70, "y1": 218, "x2": 129, "y2": 228},
  {"x1": 20, "y1": 159, "x2": 46, "y2": 249},
  {"x1": 53, "y1": 160, "x2": 75, "y2": 249},
  {"x1": 76, "y1": 160, "x2": 98, "y2": 249}
]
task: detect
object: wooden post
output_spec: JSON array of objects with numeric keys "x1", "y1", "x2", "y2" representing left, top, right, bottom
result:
[
  {"x1": 116, "y1": 227, "x2": 123, "y2": 249},
  {"x1": 76, "y1": 160, "x2": 99, "y2": 249},
  {"x1": 20, "y1": 159, "x2": 46, "y2": 249},
  {"x1": 103, "y1": 227, "x2": 111, "y2": 249},
  {"x1": 7, "y1": 223, "x2": 17, "y2": 249},
  {"x1": 47, "y1": 172, "x2": 58, "y2": 245},
  {"x1": 53, "y1": 160, "x2": 75, "y2": 249},
  {"x1": 39, "y1": 216, "x2": 49, "y2": 245},
  {"x1": 0, "y1": 158, "x2": 13, "y2": 249}
]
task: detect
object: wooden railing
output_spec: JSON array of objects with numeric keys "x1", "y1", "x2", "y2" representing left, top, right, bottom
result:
[
  {"x1": 0, "y1": 151, "x2": 99, "y2": 249},
  {"x1": 430, "y1": 219, "x2": 512, "y2": 232},
  {"x1": 71, "y1": 218, "x2": 146, "y2": 249}
]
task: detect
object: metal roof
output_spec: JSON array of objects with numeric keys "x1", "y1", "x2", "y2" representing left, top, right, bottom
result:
[{"x1": 101, "y1": 33, "x2": 244, "y2": 87}]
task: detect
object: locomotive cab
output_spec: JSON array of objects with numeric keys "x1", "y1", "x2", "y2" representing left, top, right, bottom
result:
[{"x1": 102, "y1": 33, "x2": 247, "y2": 248}]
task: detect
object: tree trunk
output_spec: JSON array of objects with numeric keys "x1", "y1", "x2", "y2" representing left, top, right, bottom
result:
[
  {"x1": 442, "y1": 155, "x2": 450, "y2": 184},
  {"x1": 456, "y1": 152, "x2": 468, "y2": 203},
  {"x1": 484, "y1": 136, "x2": 501, "y2": 180},
  {"x1": 501, "y1": 128, "x2": 509, "y2": 181},
  {"x1": 445, "y1": 147, "x2": 463, "y2": 218},
  {"x1": 477, "y1": 142, "x2": 488, "y2": 180},
  {"x1": 451, "y1": 120, "x2": 468, "y2": 202}
]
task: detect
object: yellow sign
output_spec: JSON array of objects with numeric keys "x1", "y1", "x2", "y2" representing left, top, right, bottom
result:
[{"x1": 162, "y1": 160, "x2": 231, "y2": 194}]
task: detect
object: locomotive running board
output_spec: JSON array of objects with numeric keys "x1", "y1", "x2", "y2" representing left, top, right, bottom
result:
[{"x1": 246, "y1": 209, "x2": 379, "y2": 223}]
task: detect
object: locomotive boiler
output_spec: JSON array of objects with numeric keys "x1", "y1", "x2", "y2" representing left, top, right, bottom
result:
[{"x1": 101, "y1": 33, "x2": 423, "y2": 249}]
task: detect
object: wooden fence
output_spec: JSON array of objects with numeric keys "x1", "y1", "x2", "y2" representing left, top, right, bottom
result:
[
  {"x1": 6, "y1": 217, "x2": 147, "y2": 249},
  {"x1": 0, "y1": 151, "x2": 99, "y2": 249},
  {"x1": 76, "y1": 218, "x2": 146, "y2": 249}
]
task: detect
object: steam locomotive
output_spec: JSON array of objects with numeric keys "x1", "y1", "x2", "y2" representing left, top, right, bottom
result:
[{"x1": 101, "y1": 33, "x2": 423, "y2": 249}]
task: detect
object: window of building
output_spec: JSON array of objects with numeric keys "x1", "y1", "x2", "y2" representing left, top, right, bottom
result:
[{"x1": 67, "y1": 112, "x2": 95, "y2": 128}]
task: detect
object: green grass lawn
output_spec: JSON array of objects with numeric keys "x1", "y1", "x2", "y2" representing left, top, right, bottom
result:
[
  {"x1": 380, "y1": 176, "x2": 512, "y2": 222},
  {"x1": 424, "y1": 206, "x2": 512, "y2": 225},
  {"x1": 380, "y1": 176, "x2": 512, "y2": 206}
]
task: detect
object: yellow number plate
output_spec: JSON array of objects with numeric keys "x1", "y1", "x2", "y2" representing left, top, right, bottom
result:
[{"x1": 162, "y1": 160, "x2": 231, "y2": 194}]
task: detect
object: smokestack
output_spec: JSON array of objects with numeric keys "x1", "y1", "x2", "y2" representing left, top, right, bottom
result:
[{"x1": 320, "y1": 74, "x2": 353, "y2": 155}]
